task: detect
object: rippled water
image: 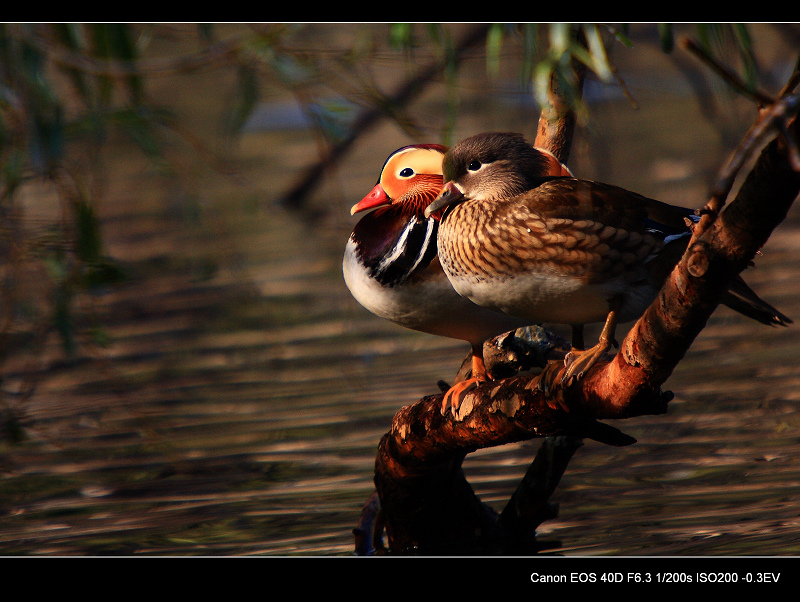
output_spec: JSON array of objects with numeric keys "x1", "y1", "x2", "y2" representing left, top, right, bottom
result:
[{"x1": 3, "y1": 25, "x2": 800, "y2": 556}]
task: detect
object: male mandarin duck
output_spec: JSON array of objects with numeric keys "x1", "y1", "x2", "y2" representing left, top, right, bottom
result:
[
  {"x1": 425, "y1": 132, "x2": 791, "y2": 402},
  {"x1": 343, "y1": 142, "x2": 573, "y2": 410}
]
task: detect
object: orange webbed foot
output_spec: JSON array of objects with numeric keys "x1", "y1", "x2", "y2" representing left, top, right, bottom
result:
[{"x1": 441, "y1": 347, "x2": 490, "y2": 415}]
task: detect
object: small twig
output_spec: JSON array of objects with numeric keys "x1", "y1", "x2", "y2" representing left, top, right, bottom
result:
[
  {"x1": 689, "y1": 83, "x2": 800, "y2": 244},
  {"x1": 680, "y1": 37, "x2": 775, "y2": 106},
  {"x1": 680, "y1": 36, "x2": 795, "y2": 227},
  {"x1": 353, "y1": 491, "x2": 384, "y2": 555},
  {"x1": 19, "y1": 25, "x2": 248, "y2": 78},
  {"x1": 712, "y1": 95, "x2": 800, "y2": 201},
  {"x1": 497, "y1": 435, "x2": 584, "y2": 542},
  {"x1": 777, "y1": 57, "x2": 800, "y2": 99},
  {"x1": 282, "y1": 24, "x2": 493, "y2": 211},
  {"x1": 680, "y1": 39, "x2": 800, "y2": 179}
]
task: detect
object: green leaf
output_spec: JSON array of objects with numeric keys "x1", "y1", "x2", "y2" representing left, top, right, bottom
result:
[
  {"x1": 252, "y1": 44, "x2": 312, "y2": 87},
  {"x1": 88, "y1": 24, "x2": 143, "y2": 105},
  {"x1": 51, "y1": 24, "x2": 95, "y2": 105},
  {"x1": 389, "y1": 23, "x2": 413, "y2": 50},
  {"x1": 110, "y1": 107, "x2": 169, "y2": 161},
  {"x1": 486, "y1": 24, "x2": 505, "y2": 79},
  {"x1": 658, "y1": 23, "x2": 674, "y2": 53},
  {"x1": 519, "y1": 23, "x2": 539, "y2": 85},
  {"x1": 225, "y1": 65, "x2": 260, "y2": 136},
  {"x1": 731, "y1": 23, "x2": 758, "y2": 91},
  {"x1": 583, "y1": 24, "x2": 614, "y2": 83},
  {"x1": 197, "y1": 24, "x2": 215, "y2": 41},
  {"x1": 693, "y1": 23, "x2": 760, "y2": 95},
  {"x1": 548, "y1": 23, "x2": 572, "y2": 56}
]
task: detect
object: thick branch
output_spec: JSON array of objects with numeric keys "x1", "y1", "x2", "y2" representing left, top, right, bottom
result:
[
  {"x1": 373, "y1": 96, "x2": 800, "y2": 554},
  {"x1": 497, "y1": 435, "x2": 584, "y2": 549},
  {"x1": 372, "y1": 368, "x2": 640, "y2": 554},
  {"x1": 579, "y1": 102, "x2": 800, "y2": 413}
]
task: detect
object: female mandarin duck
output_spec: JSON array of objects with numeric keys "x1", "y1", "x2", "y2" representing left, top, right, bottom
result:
[
  {"x1": 425, "y1": 132, "x2": 791, "y2": 403},
  {"x1": 344, "y1": 142, "x2": 572, "y2": 410}
]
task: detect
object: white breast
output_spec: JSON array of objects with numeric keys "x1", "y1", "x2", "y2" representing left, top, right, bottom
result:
[
  {"x1": 450, "y1": 269, "x2": 658, "y2": 327},
  {"x1": 343, "y1": 237, "x2": 527, "y2": 345}
]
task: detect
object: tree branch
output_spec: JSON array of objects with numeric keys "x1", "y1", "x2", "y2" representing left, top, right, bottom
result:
[
  {"x1": 534, "y1": 51, "x2": 586, "y2": 164},
  {"x1": 371, "y1": 88, "x2": 800, "y2": 555},
  {"x1": 585, "y1": 94, "x2": 800, "y2": 409}
]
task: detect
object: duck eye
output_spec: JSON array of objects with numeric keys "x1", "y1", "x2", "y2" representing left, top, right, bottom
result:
[
  {"x1": 399, "y1": 167, "x2": 414, "y2": 177},
  {"x1": 468, "y1": 160, "x2": 482, "y2": 171}
]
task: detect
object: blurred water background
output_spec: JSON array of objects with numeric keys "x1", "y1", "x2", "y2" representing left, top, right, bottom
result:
[{"x1": 2, "y1": 23, "x2": 800, "y2": 556}]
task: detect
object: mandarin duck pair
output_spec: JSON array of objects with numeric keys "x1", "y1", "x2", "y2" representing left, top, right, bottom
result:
[{"x1": 344, "y1": 132, "x2": 791, "y2": 412}]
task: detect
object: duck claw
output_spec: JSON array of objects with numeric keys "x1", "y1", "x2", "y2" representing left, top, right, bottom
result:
[
  {"x1": 562, "y1": 341, "x2": 612, "y2": 385},
  {"x1": 531, "y1": 361, "x2": 563, "y2": 396},
  {"x1": 441, "y1": 378, "x2": 480, "y2": 414}
]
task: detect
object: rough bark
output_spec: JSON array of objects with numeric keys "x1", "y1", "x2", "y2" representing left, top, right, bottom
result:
[{"x1": 577, "y1": 99, "x2": 800, "y2": 419}]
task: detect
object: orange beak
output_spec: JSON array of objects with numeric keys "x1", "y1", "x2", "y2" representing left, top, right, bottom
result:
[{"x1": 350, "y1": 183, "x2": 391, "y2": 215}]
